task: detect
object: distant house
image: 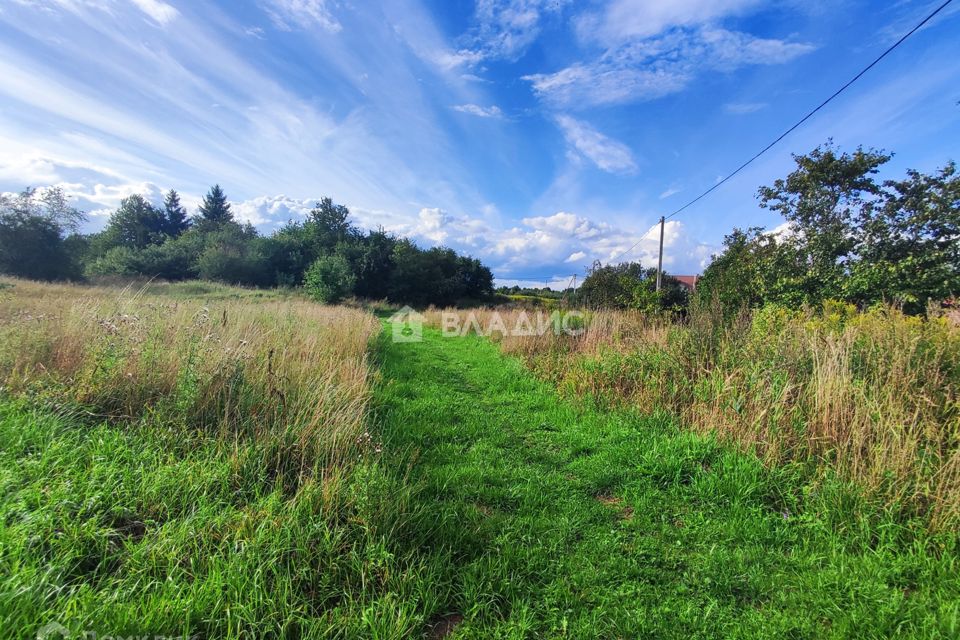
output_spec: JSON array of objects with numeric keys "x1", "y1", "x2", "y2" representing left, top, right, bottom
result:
[{"x1": 673, "y1": 275, "x2": 699, "y2": 291}]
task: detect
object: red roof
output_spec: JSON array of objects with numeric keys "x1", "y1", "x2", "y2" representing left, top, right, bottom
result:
[{"x1": 673, "y1": 275, "x2": 699, "y2": 290}]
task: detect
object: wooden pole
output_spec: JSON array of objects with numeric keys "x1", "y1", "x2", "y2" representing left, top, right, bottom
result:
[{"x1": 655, "y1": 215, "x2": 665, "y2": 292}]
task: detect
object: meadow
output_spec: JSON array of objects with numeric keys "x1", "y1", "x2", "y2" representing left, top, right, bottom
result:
[
  {"x1": 1, "y1": 279, "x2": 959, "y2": 638},
  {"x1": 438, "y1": 303, "x2": 960, "y2": 532},
  {"x1": 0, "y1": 279, "x2": 413, "y2": 636}
]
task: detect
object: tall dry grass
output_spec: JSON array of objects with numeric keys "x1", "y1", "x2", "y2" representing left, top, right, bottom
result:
[
  {"x1": 434, "y1": 303, "x2": 960, "y2": 529},
  {"x1": 0, "y1": 278, "x2": 380, "y2": 486}
]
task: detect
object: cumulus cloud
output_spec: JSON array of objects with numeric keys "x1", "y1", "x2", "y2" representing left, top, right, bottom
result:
[
  {"x1": 129, "y1": 0, "x2": 179, "y2": 25},
  {"x1": 452, "y1": 104, "x2": 503, "y2": 118},
  {"x1": 260, "y1": 0, "x2": 341, "y2": 33},
  {"x1": 555, "y1": 115, "x2": 636, "y2": 174},
  {"x1": 231, "y1": 194, "x2": 316, "y2": 227}
]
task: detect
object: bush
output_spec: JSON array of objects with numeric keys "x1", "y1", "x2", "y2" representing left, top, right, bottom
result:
[
  {"x1": 304, "y1": 254, "x2": 355, "y2": 303},
  {"x1": 196, "y1": 226, "x2": 272, "y2": 287}
]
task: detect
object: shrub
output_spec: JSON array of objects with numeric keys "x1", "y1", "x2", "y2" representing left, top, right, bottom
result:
[{"x1": 304, "y1": 254, "x2": 355, "y2": 303}]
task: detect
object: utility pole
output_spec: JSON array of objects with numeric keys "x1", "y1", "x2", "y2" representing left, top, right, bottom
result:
[{"x1": 655, "y1": 215, "x2": 665, "y2": 292}]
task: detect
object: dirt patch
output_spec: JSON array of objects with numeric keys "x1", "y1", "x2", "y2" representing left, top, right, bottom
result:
[
  {"x1": 595, "y1": 494, "x2": 633, "y2": 520},
  {"x1": 427, "y1": 613, "x2": 464, "y2": 639},
  {"x1": 595, "y1": 493, "x2": 621, "y2": 507}
]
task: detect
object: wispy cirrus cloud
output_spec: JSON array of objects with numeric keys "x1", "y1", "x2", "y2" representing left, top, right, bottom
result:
[
  {"x1": 259, "y1": 0, "x2": 341, "y2": 32},
  {"x1": 724, "y1": 101, "x2": 768, "y2": 114},
  {"x1": 129, "y1": 0, "x2": 178, "y2": 25},
  {"x1": 574, "y1": 0, "x2": 763, "y2": 42},
  {"x1": 452, "y1": 103, "x2": 503, "y2": 118},
  {"x1": 555, "y1": 115, "x2": 636, "y2": 174}
]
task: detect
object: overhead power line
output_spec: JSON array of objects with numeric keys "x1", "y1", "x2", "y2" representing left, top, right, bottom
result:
[{"x1": 607, "y1": 0, "x2": 955, "y2": 267}]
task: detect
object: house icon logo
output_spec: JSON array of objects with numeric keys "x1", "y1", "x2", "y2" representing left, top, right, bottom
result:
[
  {"x1": 36, "y1": 622, "x2": 71, "y2": 640},
  {"x1": 389, "y1": 306, "x2": 424, "y2": 343}
]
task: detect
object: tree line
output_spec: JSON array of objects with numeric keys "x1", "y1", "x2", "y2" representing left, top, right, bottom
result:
[
  {"x1": 575, "y1": 142, "x2": 958, "y2": 315},
  {"x1": 2, "y1": 142, "x2": 955, "y2": 313},
  {"x1": 0, "y1": 185, "x2": 494, "y2": 306},
  {"x1": 697, "y1": 143, "x2": 959, "y2": 315}
]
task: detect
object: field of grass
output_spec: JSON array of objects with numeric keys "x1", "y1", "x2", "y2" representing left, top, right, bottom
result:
[
  {"x1": 439, "y1": 303, "x2": 960, "y2": 532},
  {"x1": 373, "y1": 322, "x2": 959, "y2": 637},
  {"x1": 0, "y1": 279, "x2": 420, "y2": 637},
  {"x1": 1, "y1": 280, "x2": 958, "y2": 638}
]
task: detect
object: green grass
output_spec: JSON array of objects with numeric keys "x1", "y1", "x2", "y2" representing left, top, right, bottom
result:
[
  {"x1": 371, "y1": 323, "x2": 960, "y2": 638},
  {"x1": 1, "y1": 317, "x2": 958, "y2": 638},
  {"x1": 138, "y1": 280, "x2": 294, "y2": 301},
  {"x1": 0, "y1": 399, "x2": 453, "y2": 638}
]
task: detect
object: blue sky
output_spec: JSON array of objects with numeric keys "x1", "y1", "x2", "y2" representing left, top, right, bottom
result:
[{"x1": 0, "y1": 0, "x2": 958, "y2": 286}]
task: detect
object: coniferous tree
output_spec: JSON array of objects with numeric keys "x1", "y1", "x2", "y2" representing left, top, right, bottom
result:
[
  {"x1": 163, "y1": 189, "x2": 191, "y2": 237},
  {"x1": 198, "y1": 184, "x2": 233, "y2": 224}
]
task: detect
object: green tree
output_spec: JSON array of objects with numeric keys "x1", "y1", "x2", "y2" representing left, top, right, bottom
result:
[
  {"x1": 102, "y1": 194, "x2": 167, "y2": 249},
  {"x1": 197, "y1": 224, "x2": 271, "y2": 287},
  {"x1": 163, "y1": 189, "x2": 191, "y2": 237},
  {"x1": 304, "y1": 254, "x2": 355, "y2": 303},
  {"x1": 701, "y1": 143, "x2": 959, "y2": 314},
  {"x1": 579, "y1": 262, "x2": 686, "y2": 312},
  {"x1": 197, "y1": 184, "x2": 233, "y2": 225},
  {"x1": 305, "y1": 197, "x2": 353, "y2": 251},
  {"x1": 0, "y1": 187, "x2": 84, "y2": 280},
  {"x1": 695, "y1": 228, "x2": 807, "y2": 311},
  {"x1": 848, "y1": 163, "x2": 960, "y2": 311},
  {"x1": 757, "y1": 143, "x2": 890, "y2": 304},
  {"x1": 351, "y1": 228, "x2": 397, "y2": 299}
]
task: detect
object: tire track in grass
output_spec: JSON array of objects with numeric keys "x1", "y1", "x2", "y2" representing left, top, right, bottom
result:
[{"x1": 374, "y1": 322, "x2": 960, "y2": 639}]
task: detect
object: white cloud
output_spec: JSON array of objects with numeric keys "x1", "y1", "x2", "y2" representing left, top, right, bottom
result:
[
  {"x1": 526, "y1": 0, "x2": 814, "y2": 111},
  {"x1": 700, "y1": 27, "x2": 815, "y2": 67},
  {"x1": 659, "y1": 186, "x2": 681, "y2": 199},
  {"x1": 427, "y1": 48, "x2": 486, "y2": 71},
  {"x1": 575, "y1": 0, "x2": 763, "y2": 42},
  {"x1": 470, "y1": 0, "x2": 571, "y2": 60},
  {"x1": 724, "y1": 101, "x2": 768, "y2": 114},
  {"x1": 231, "y1": 194, "x2": 316, "y2": 227},
  {"x1": 525, "y1": 61, "x2": 687, "y2": 110},
  {"x1": 129, "y1": 0, "x2": 178, "y2": 25},
  {"x1": 417, "y1": 0, "x2": 572, "y2": 71},
  {"x1": 555, "y1": 115, "x2": 636, "y2": 174},
  {"x1": 260, "y1": 0, "x2": 341, "y2": 32},
  {"x1": 565, "y1": 251, "x2": 586, "y2": 263},
  {"x1": 452, "y1": 103, "x2": 503, "y2": 118}
]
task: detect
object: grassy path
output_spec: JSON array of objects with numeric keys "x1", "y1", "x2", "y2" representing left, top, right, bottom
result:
[{"x1": 375, "y1": 324, "x2": 958, "y2": 638}]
